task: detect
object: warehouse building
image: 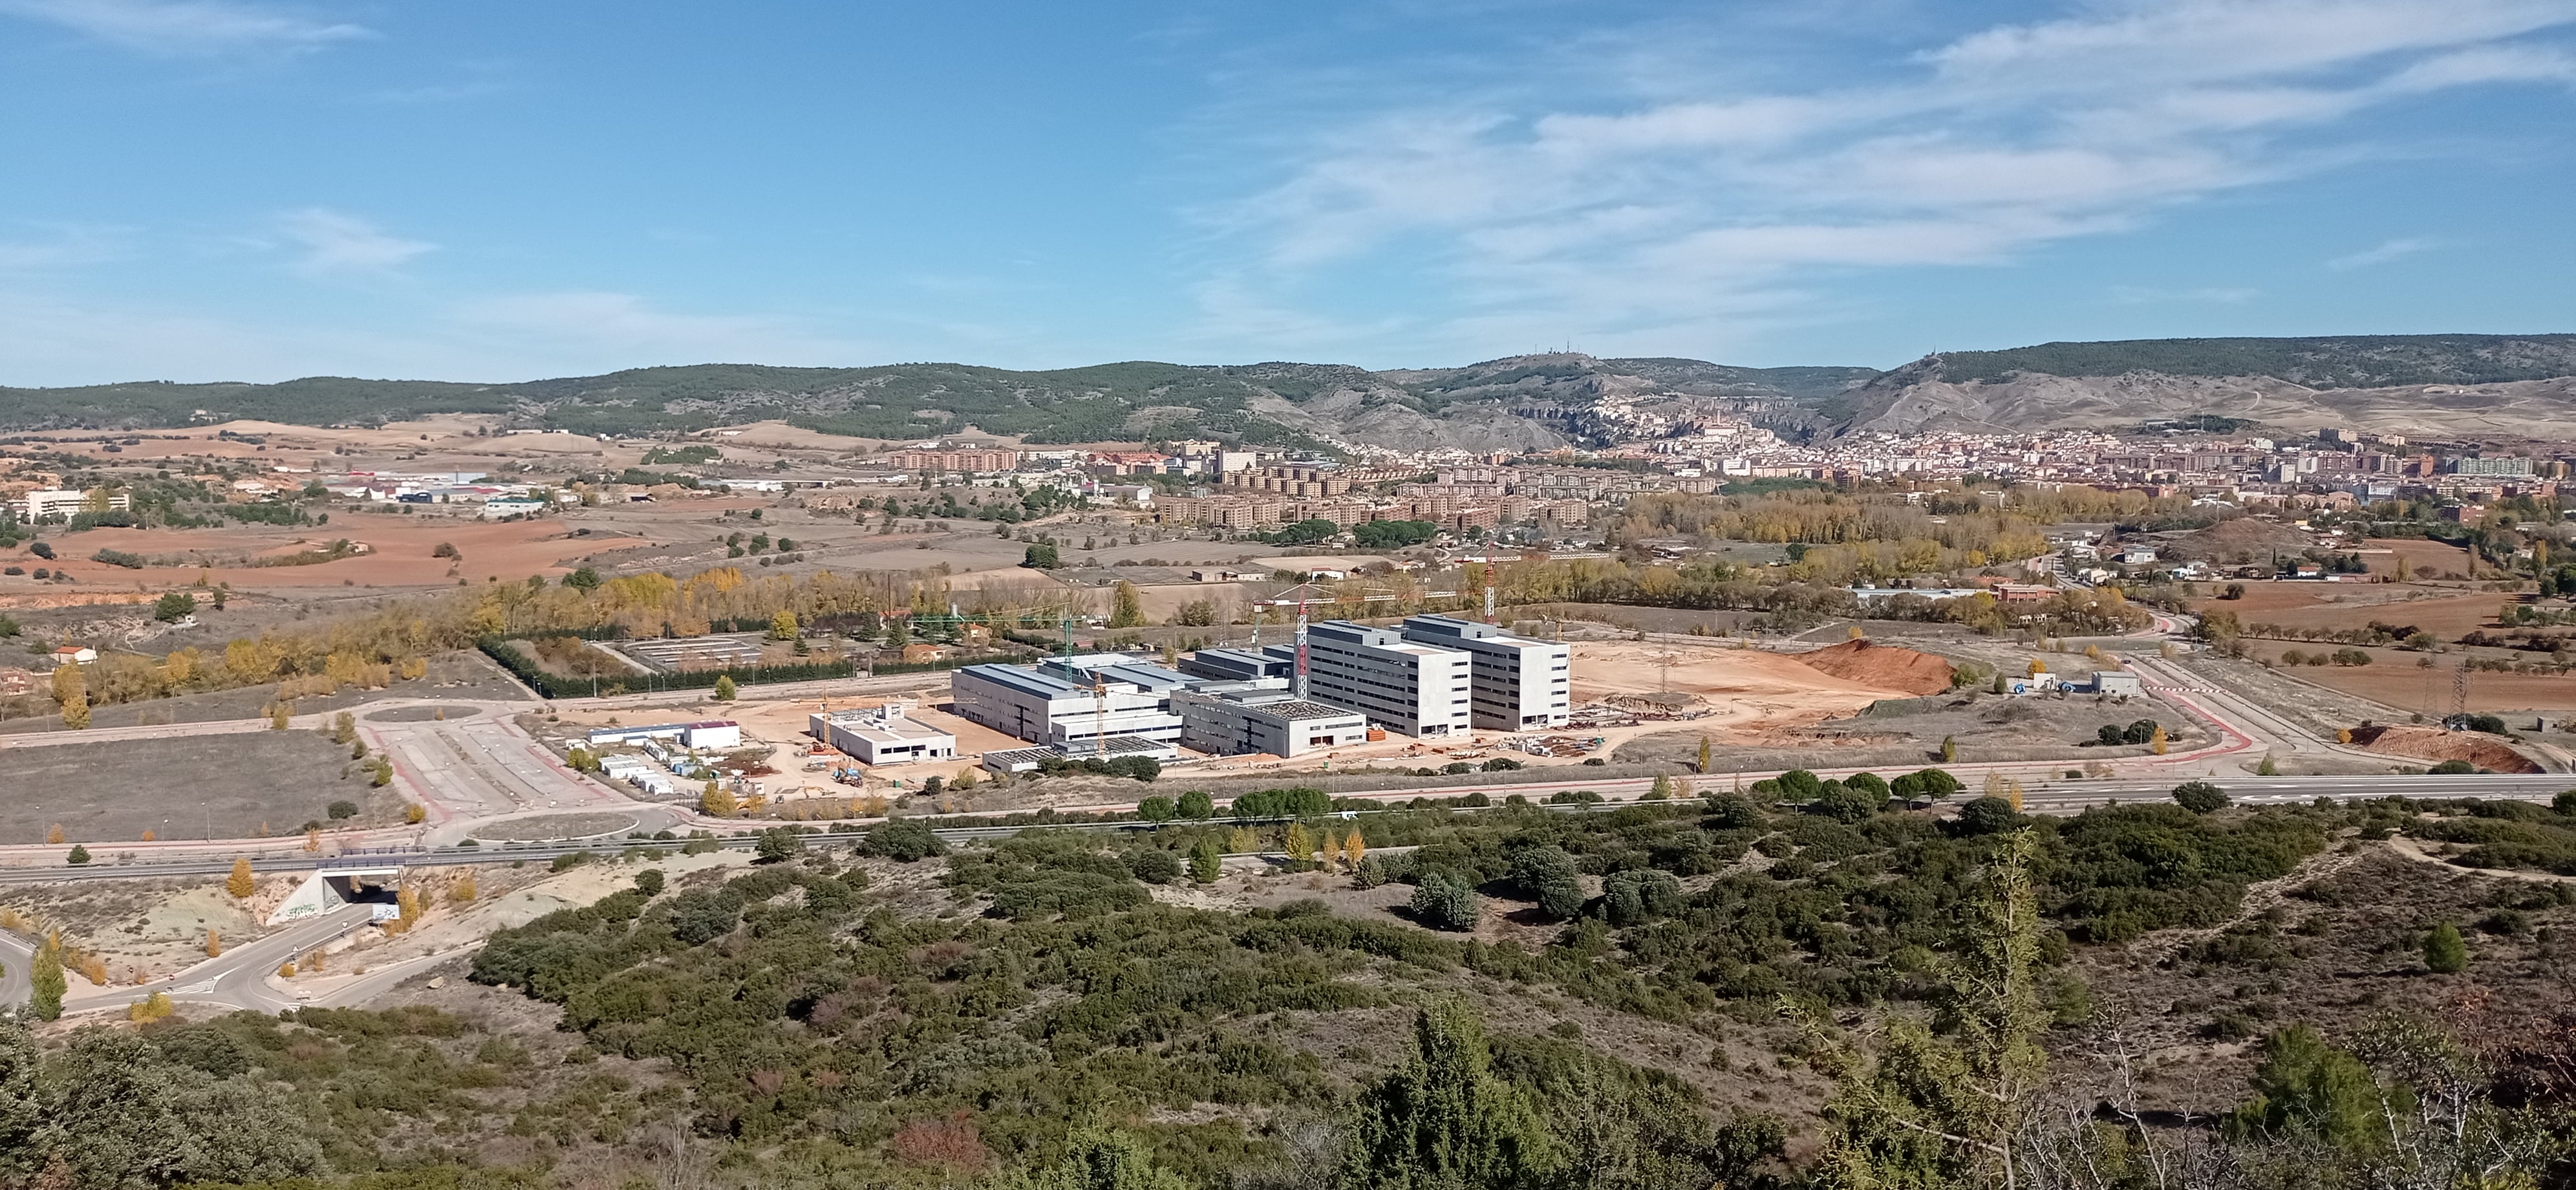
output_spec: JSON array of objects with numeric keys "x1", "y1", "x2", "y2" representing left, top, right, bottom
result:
[
  {"x1": 950, "y1": 654, "x2": 1186, "y2": 755},
  {"x1": 1171, "y1": 679, "x2": 1372, "y2": 758},
  {"x1": 808, "y1": 704, "x2": 958, "y2": 766},
  {"x1": 1399, "y1": 616, "x2": 1572, "y2": 730},
  {"x1": 1302, "y1": 620, "x2": 1471, "y2": 738}
]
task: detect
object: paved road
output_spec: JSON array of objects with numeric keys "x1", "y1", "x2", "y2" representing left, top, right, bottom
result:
[
  {"x1": 0, "y1": 930, "x2": 29, "y2": 1008},
  {"x1": 58, "y1": 905, "x2": 375, "y2": 1017}
]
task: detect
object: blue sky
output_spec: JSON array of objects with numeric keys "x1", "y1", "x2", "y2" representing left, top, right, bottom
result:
[{"x1": 1, "y1": 0, "x2": 2572, "y2": 385}]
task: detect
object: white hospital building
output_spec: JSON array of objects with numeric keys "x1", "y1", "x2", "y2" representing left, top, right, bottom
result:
[{"x1": 1398, "y1": 615, "x2": 1572, "y2": 730}]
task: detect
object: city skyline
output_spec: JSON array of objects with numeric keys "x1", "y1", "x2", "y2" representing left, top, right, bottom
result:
[{"x1": 1, "y1": 0, "x2": 2572, "y2": 386}]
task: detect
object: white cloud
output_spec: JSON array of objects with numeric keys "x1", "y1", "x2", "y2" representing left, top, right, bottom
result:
[
  {"x1": 2328, "y1": 237, "x2": 2442, "y2": 270},
  {"x1": 1194, "y1": 0, "x2": 2576, "y2": 361},
  {"x1": 0, "y1": 0, "x2": 370, "y2": 56},
  {"x1": 275, "y1": 208, "x2": 434, "y2": 277}
]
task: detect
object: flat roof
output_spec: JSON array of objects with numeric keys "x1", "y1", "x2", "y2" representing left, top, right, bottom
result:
[{"x1": 1256, "y1": 700, "x2": 1366, "y2": 721}]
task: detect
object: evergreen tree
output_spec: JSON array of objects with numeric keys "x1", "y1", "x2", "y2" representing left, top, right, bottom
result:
[
  {"x1": 1188, "y1": 834, "x2": 1222, "y2": 883},
  {"x1": 1805, "y1": 832, "x2": 2046, "y2": 1189},
  {"x1": 2226, "y1": 1025, "x2": 2396, "y2": 1152},
  {"x1": 2423, "y1": 921, "x2": 2468, "y2": 973},
  {"x1": 713, "y1": 675, "x2": 738, "y2": 700},
  {"x1": 1341, "y1": 1000, "x2": 1559, "y2": 1189}
]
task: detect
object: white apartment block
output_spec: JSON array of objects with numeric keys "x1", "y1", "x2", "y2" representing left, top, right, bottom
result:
[
  {"x1": 1301, "y1": 620, "x2": 1470, "y2": 738},
  {"x1": 1399, "y1": 615, "x2": 1572, "y2": 731}
]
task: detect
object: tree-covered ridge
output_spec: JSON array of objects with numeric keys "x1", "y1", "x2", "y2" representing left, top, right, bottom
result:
[{"x1": 1931, "y1": 334, "x2": 2576, "y2": 388}]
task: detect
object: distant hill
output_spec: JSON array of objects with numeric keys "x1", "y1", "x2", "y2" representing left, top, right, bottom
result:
[
  {"x1": 6, "y1": 333, "x2": 2573, "y2": 446},
  {"x1": 0, "y1": 356, "x2": 1875, "y2": 451},
  {"x1": 1833, "y1": 334, "x2": 2576, "y2": 439}
]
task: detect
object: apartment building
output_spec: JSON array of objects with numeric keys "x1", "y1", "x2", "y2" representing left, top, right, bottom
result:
[
  {"x1": 1398, "y1": 615, "x2": 1571, "y2": 731},
  {"x1": 1301, "y1": 620, "x2": 1470, "y2": 738}
]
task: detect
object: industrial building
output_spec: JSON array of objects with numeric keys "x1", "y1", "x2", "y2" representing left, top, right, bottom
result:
[
  {"x1": 1171, "y1": 679, "x2": 1372, "y2": 759},
  {"x1": 1399, "y1": 615, "x2": 1572, "y2": 730},
  {"x1": 809, "y1": 704, "x2": 958, "y2": 766},
  {"x1": 1300, "y1": 620, "x2": 1472, "y2": 738},
  {"x1": 950, "y1": 654, "x2": 1187, "y2": 756},
  {"x1": 1178, "y1": 644, "x2": 1296, "y2": 683}
]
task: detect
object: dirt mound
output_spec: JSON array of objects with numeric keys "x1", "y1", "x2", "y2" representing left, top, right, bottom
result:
[
  {"x1": 1793, "y1": 640, "x2": 1955, "y2": 696},
  {"x1": 2348, "y1": 725, "x2": 2544, "y2": 774}
]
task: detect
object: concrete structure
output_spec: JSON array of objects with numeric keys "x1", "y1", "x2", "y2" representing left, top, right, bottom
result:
[
  {"x1": 1179, "y1": 645, "x2": 1297, "y2": 683},
  {"x1": 1398, "y1": 615, "x2": 1572, "y2": 731},
  {"x1": 1301, "y1": 620, "x2": 1472, "y2": 738},
  {"x1": 1172, "y1": 679, "x2": 1371, "y2": 758},
  {"x1": 950, "y1": 654, "x2": 1187, "y2": 753},
  {"x1": 586, "y1": 720, "x2": 740, "y2": 750},
  {"x1": 2085, "y1": 670, "x2": 2145, "y2": 696},
  {"x1": 809, "y1": 704, "x2": 958, "y2": 766}
]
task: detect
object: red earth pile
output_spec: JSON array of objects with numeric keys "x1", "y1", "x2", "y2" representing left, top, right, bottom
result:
[
  {"x1": 2347, "y1": 725, "x2": 2543, "y2": 774},
  {"x1": 1793, "y1": 640, "x2": 1956, "y2": 696}
]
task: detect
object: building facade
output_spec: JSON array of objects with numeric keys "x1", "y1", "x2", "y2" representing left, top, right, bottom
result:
[
  {"x1": 1398, "y1": 615, "x2": 1572, "y2": 731},
  {"x1": 1170, "y1": 680, "x2": 1371, "y2": 758},
  {"x1": 1300, "y1": 620, "x2": 1471, "y2": 738}
]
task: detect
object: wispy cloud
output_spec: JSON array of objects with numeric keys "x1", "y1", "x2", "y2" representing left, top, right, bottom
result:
[
  {"x1": 1194, "y1": 0, "x2": 2576, "y2": 360},
  {"x1": 275, "y1": 208, "x2": 433, "y2": 277},
  {"x1": 0, "y1": 0, "x2": 371, "y2": 56},
  {"x1": 2328, "y1": 236, "x2": 2442, "y2": 270}
]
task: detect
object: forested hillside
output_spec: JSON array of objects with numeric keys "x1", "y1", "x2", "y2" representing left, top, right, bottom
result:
[{"x1": 7, "y1": 789, "x2": 2570, "y2": 1189}]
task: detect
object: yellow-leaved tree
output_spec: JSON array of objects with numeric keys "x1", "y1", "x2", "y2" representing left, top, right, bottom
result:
[{"x1": 51, "y1": 662, "x2": 88, "y2": 730}]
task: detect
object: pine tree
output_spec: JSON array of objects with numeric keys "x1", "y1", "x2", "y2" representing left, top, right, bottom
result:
[
  {"x1": 1342, "y1": 999, "x2": 1560, "y2": 1189},
  {"x1": 1188, "y1": 834, "x2": 1222, "y2": 883},
  {"x1": 713, "y1": 675, "x2": 738, "y2": 701},
  {"x1": 226, "y1": 857, "x2": 254, "y2": 899},
  {"x1": 2424, "y1": 921, "x2": 2468, "y2": 973}
]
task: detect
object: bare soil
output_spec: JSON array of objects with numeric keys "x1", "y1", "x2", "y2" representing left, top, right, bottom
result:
[
  {"x1": 2348, "y1": 724, "x2": 2543, "y2": 772},
  {"x1": 0, "y1": 730, "x2": 401, "y2": 845},
  {"x1": 1793, "y1": 639, "x2": 1955, "y2": 695},
  {"x1": 0, "y1": 649, "x2": 522, "y2": 733}
]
